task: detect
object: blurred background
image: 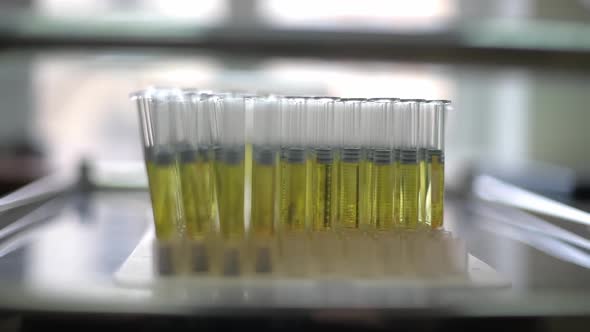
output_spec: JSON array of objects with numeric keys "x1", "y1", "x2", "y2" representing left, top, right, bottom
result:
[
  {"x1": 0, "y1": 0, "x2": 589, "y2": 199},
  {"x1": 0, "y1": 0, "x2": 589, "y2": 330}
]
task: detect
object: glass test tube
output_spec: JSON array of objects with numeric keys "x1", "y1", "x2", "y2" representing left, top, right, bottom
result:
[
  {"x1": 179, "y1": 90, "x2": 217, "y2": 240},
  {"x1": 392, "y1": 102, "x2": 402, "y2": 227},
  {"x1": 308, "y1": 97, "x2": 339, "y2": 231},
  {"x1": 131, "y1": 88, "x2": 185, "y2": 241},
  {"x1": 368, "y1": 99, "x2": 398, "y2": 230},
  {"x1": 279, "y1": 97, "x2": 309, "y2": 231},
  {"x1": 337, "y1": 98, "x2": 364, "y2": 229},
  {"x1": 398, "y1": 99, "x2": 422, "y2": 229},
  {"x1": 242, "y1": 93, "x2": 256, "y2": 233},
  {"x1": 425, "y1": 100, "x2": 449, "y2": 229},
  {"x1": 250, "y1": 96, "x2": 280, "y2": 236},
  {"x1": 211, "y1": 94, "x2": 246, "y2": 239}
]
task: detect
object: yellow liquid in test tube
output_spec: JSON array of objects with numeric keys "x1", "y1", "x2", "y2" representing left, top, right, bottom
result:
[
  {"x1": 279, "y1": 148, "x2": 308, "y2": 231},
  {"x1": 393, "y1": 151, "x2": 401, "y2": 226},
  {"x1": 418, "y1": 157, "x2": 427, "y2": 227},
  {"x1": 311, "y1": 149, "x2": 337, "y2": 230},
  {"x1": 372, "y1": 150, "x2": 395, "y2": 230},
  {"x1": 428, "y1": 151, "x2": 445, "y2": 229},
  {"x1": 359, "y1": 154, "x2": 373, "y2": 229},
  {"x1": 251, "y1": 148, "x2": 277, "y2": 236},
  {"x1": 339, "y1": 148, "x2": 361, "y2": 229},
  {"x1": 179, "y1": 149, "x2": 217, "y2": 239},
  {"x1": 146, "y1": 154, "x2": 185, "y2": 240},
  {"x1": 399, "y1": 157, "x2": 419, "y2": 229},
  {"x1": 215, "y1": 148, "x2": 245, "y2": 239}
]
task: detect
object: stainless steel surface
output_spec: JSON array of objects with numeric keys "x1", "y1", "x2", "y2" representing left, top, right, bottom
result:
[
  {"x1": 0, "y1": 171, "x2": 76, "y2": 213},
  {"x1": 0, "y1": 188, "x2": 588, "y2": 316}
]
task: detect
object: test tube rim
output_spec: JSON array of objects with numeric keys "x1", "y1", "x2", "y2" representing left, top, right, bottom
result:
[
  {"x1": 129, "y1": 89, "x2": 150, "y2": 101},
  {"x1": 426, "y1": 99, "x2": 452, "y2": 105},
  {"x1": 209, "y1": 91, "x2": 256, "y2": 99},
  {"x1": 310, "y1": 96, "x2": 339, "y2": 100},
  {"x1": 366, "y1": 97, "x2": 400, "y2": 102},
  {"x1": 147, "y1": 88, "x2": 186, "y2": 105},
  {"x1": 181, "y1": 88, "x2": 214, "y2": 96},
  {"x1": 251, "y1": 95, "x2": 280, "y2": 102},
  {"x1": 282, "y1": 95, "x2": 311, "y2": 101},
  {"x1": 399, "y1": 98, "x2": 426, "y2": 103},
  {"x1": 338, "y1": 98, "x2": 367, "y2": 102},
  {"x1": 129, "y1": 86, "x2": 175, "y2": 101}
]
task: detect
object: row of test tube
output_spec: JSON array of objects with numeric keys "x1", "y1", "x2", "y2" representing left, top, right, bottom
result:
[{"x1": 131, "y1": 88, "x2": 449, "y2": 244}]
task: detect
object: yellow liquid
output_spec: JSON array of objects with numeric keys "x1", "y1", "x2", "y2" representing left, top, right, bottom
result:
[
  {"x1": 359, "y1": 158, "x2": 373, "y2": 229},
  {"x1": 251, "y1": 154, "x2": 277, "y2": 236},
  {"x1": 146, "y1": 160, "x2": 184, "y2": 240},
  {"x1": 179, "y1": 155, "x2": 216, "y2": 239},
  {"x1": 311, "y1": 158, "x2": 337, "y2": 231},
  {"x1": 306, "y1": 156, "x2": 313, "y2": 229},
  {"x1": 373, "y1": 163, "x2": 395, "y2": 230},
  {"x1": 245, "y1": 144, "x2": 253, "y2": 179},
  {"x1": 399, "y1": 162, "x2": 419, "y2": 229},
  {"x1": 215, "y1": 150, "x2": 245, "y2": 239},
  {"x1": 245, "y1": 144, "x2": 253, "y2": 228},
  {"x1": 339, "y1": 161, "x2": 360, "y2": 229},
  {"x1": 393, "y1": 160, "x2": 400, "y2": 226},
  {"x1": 331, "y1": 153, "x2": 341, "y2": 227},
  {"x1": 279, "y1": 157, "x2": 308, "y2": 231},
  {"x1": 308, "y1": 155, "x2": 317, "y2": 229},
  {"x1": 429, "y1": 154, "x2": 445, "y2": 229},
  {"x1": 418, "y1": 158, "x2": 427, "y2": 227}
]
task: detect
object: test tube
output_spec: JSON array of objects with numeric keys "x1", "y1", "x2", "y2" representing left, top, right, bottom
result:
[
  {"x1": 308, "y1": 97, "x2": 338, "y2": 231},
  {"x1": 368, "y1": 98, "x2": 398, "y2": 230},
  {"x1": 425, "y1": 100, "x2": 449, "y2": 229},
  {"x1": 337, "y1": 98, "x2": 364, "y2": 229},
  {"x1": 179, "y1": 90, "x2": 217, "y2": 240},
  {"x1": 398, "y1": 99, "x2": 422, "y2": 229},
  {"x1": 279, "y1": 97, "x2": 309, "y2": 231},
  {"x1": 132, "y1": 88, "x2": 185, "y2": 241},
  {"x1": 211, "y1": 94, "x2": 246, "y2": 239},
  {"x1": 250, "y1": 96, "x2": 280, "y2": 236},
  {"x1": 392, "y1": 102, "x2": 402, "y2": 227}
]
